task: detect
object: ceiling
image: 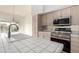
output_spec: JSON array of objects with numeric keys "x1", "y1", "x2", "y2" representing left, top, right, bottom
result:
[
  {"x1": 44, "y1": 5, "x2": 72, "y2": 12},
  {"x1": 32, "y1": 5, "x2": 73, "y2": 14}
]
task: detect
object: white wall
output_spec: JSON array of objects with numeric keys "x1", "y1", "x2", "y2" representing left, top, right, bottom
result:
[
  {"x1": 23, "y1": 6, "x2": 32, "y2": 36},
  {"x1": 0, "y1": 5, "x2": 32, "y2": 36},
  {"x1": 14, "y1": 5, "x2": 32, "y2": 36}
]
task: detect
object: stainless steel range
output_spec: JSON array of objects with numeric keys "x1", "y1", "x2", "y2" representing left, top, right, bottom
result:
[{"x1": 51, "y1": 28, "x2": 71, "y2": 41}]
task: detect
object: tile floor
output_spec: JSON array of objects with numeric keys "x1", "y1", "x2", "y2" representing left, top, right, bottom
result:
[{"x1": 0, "y1": 35, "x2": 63, "y2": 53}]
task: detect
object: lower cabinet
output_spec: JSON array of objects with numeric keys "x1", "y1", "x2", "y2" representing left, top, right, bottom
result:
[
  {"x1": 71, "y1": 36, "x2": 79, "y2": 53},
  {"x1": 38, "y1": 31, "x2": 51, "y2": 39}
]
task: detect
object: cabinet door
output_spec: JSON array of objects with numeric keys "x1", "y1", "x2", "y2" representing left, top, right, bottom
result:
[
  {"x1": 53, "y1": 10, "x2": 61, "y2": 19},
  {"x1": 41, "y1": 14, "x2": 47, "y2": 25},
  {"x1": 46, "y1": 13, "x2": 53, "y2": 25},
  {"x1": 38, "y1": 15, "x2": 42, "y2": 29},
  {"x1": 71, "y1": 37, "x2": 79, "y2": 53},
  {"x1": 61, "y1": 8, "x2": 70, "y2": 18},
  {"x1": 39, "y1": 32, "x2": 51, "y2": 39},
  {"x1": 43, "y1": 32, "x2": 51, "y2": 39},
  {"x1": 71, "y1": 6, "x2": 79, "y2": 25},
  {"x1": 39, "y1": 32, "x2": 44, "y2": 38}
]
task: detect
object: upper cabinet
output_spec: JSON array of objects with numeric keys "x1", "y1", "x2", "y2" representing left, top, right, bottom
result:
[
  {"x1": 61, "y1": 8, "x2": 70, "y2": 18},
  {"x1": 41, "y1": 14, "x2": 47, "y2": 25},
  {"x1": 38, "y1": 13, "x2": 53, "y2": 26},
  {"x1": 38, "y1": 6, "x2": 73, "y2": 26},
  {"x1": 71, "y1": 6, "x2": 79, "y2": 25},
  {"x1": 53, "y1": 10, "x2": 61, "y2": 19},
  {"x1": 46, "y1": 13, "x2": 53, "y2": 25}
]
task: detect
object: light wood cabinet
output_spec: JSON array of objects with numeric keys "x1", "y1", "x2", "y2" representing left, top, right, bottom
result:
[
  {"x1": 61, "y1": 8, "x2": 70, "y2": 18},
  {"x1": 40, "y1": 11, "x2": 61, "y2": 26},
  {"x1": 41, "y1": 14, "x2": 47, "y2": 25},
  {"x1": 71, "y1": 6, "x2": 79, "y2": 25},
  {"x1": 46, "y1": 13, "x2": 54, "y2": 25},
  {"x1": 53, "y1": 10, "x2": 61, "y2": 19},
  {"x1": 71, "y1": 36, "x2": 79, "y2": 53},
  {"x1": 39, "y1": 32, "x2": 44, "y2": 38},
  {"x1": 39, "y1": 31, "x2": 51, "y2": 39},
  {"x1": 40, "y1": 7, "x2": 71, "y2": 26},
  {"x1": 38, "y1": 14, "x2": 42, "y2": 29}
]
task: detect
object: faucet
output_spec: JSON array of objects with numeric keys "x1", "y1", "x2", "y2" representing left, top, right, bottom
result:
[{"x1": 8, "y1": 24, "x2": 19, "y2": 38}]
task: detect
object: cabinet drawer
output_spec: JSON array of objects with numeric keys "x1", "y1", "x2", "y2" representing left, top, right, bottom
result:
[
  {"x1": 38, "y1": 32, "x2": 44, "y2": 38},
  {"x1": 39, "y1": 32, "x2": 51, "y2": 39},
  {"x1": 44, "y1": 32, "x2": 51, "y2": 37}
]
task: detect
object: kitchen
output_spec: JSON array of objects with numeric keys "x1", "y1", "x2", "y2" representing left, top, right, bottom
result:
[{"x1": 32, "y1": 5, "x2": 79, "y2": 53}]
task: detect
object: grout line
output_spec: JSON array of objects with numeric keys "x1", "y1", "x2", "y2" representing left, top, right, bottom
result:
[
  {"x1": 23, "y1": 39, "x2": 56, "y2": 53},
  {"x1": 20, "y1": 40, "x2": 51, "y2": 53},
  {"x1": 51, "y1": 44, "x2": 59, "y2": 53},
  {"x1": 11, "y1": 40, "x2": 35, "y2": 53},
  {"x1": 8, "y1": 38, "x2": 62, "y2": 53},
  {"x1": 12, "y1": 43, "x2": 22, "y2": 53},
  {"x1": 1, "y1": 38, "x2": 6, "y2": 53},
  {"x1": 19, "y1": 40, "x2": 36, "y2": 53}
]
